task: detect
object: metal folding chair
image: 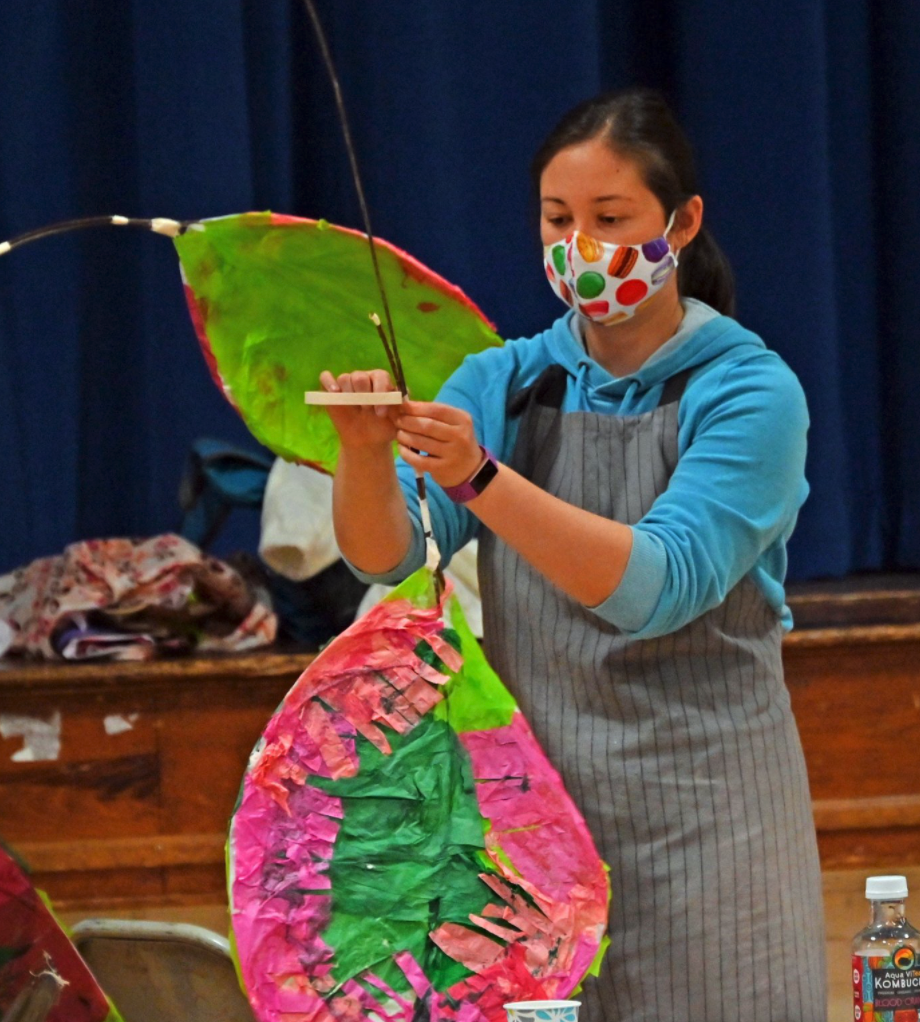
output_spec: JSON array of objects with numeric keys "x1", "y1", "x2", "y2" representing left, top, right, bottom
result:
[{"x1": 70, "y1": 919, "x2": 255, "y2": 1022}]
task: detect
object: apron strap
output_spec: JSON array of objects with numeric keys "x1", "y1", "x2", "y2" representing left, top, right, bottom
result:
[
  {"x1": 657, "y1": 367, "x2": 693, "y2": 408},
  {"x1": 507, "y1": 363, "x2": 569, "y2": 417}
]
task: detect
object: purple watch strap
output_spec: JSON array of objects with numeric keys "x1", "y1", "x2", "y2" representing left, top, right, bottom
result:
[{"x1": 442, "y1": 446, "x2": 498, "y2": 503}]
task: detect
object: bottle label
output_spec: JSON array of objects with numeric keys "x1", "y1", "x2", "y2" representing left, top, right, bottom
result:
[{"x1": 854, "y1": 947, "x2": 920, "y2": 1021}]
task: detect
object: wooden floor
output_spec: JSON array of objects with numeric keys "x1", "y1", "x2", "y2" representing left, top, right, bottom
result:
[{"x1": 59, "y1": 866, "x2": 919, "y2": 1022}]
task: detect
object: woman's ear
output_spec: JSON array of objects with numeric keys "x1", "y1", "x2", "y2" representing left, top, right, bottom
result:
[{"x1": 670, "y1": 195, "x2": 704, "y2": 251}]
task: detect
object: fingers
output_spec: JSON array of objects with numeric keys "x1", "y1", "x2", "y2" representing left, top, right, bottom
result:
[
  {"x1": 396, "y1": 427, "x2": 449, "y2": 456},
  {"x1": 321, "y1": 369, "x2": 396, "y2": 392},
  {"x1": 398, "y1": 440, "x2": 484, "y2": 489},
  {"x1": 394, "y1": 401, "x2": 479, "y2": 478},
  {"x1": 368, "y1": 369, "x2": 397, "y2": 416},
  {"x1": 397, "y1": 403, "x2": 473, "y2": 447},
  {"x1": 398, "y1": 444, "x2": 432, "y2": 473},
  {"x1": 320, "y1": 370, "x2": 398, "y2": 416},
  {"x1": 369, "y1": 369, "x2": 395, "y2": 392},
  {"x1": 401, "y1": 400, "x2": 468, "y2": 425},
  {"x1": 396, "y1": 415, "x2": 455, "y2": 443},
  {"x1": 314, "y1": 379, "x2": 479, "y2": 480}
]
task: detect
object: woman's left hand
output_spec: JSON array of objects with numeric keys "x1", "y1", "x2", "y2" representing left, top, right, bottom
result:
[{"x1": 396, "y1": 401, "x2": 484, "y2": 488}]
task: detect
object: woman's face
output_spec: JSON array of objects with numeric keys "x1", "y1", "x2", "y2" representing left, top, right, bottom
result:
[{"x1": 539, "y1": 136, "x2": 669, "y2": 247}]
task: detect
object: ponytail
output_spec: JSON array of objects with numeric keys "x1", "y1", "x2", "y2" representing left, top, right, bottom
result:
[{"x1": 678, "y1": 225, "x2": 735, "y2": 317}]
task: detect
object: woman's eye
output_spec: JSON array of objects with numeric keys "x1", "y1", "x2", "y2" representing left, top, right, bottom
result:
[
  {"x1": 599, "y1": 216, "x2": 620, "y2": 225},
  {"x1": 546, "y1": 216, "x2": 569, "y2": 227}
]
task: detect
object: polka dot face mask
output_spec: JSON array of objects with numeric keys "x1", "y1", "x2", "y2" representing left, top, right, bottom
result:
[{"x1": 543, "y1": 213, "x2": 678, "y2": 325}]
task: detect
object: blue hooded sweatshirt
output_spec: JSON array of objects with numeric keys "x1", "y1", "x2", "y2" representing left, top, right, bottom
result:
[{"x1": 351, "y1": 299, "x2": 809, "y2": 640}]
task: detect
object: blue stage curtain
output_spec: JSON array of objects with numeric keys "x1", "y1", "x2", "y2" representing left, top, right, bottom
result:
[{"x1": 1, "y1": 0, "x2": 918, "y2": 580}]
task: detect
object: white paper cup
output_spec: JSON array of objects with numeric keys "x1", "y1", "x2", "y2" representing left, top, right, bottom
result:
[{"x1": 504, "y1": 1000, "x2": 581, "y2": 1022}]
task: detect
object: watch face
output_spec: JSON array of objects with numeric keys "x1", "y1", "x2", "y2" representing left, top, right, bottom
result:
[{"x1": 471, "y1": 457, "x2": 499, "y2": 494}]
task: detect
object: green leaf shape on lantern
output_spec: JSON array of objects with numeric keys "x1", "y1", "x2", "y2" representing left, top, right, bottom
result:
[
  {"x1": 175, "y1": 212, "x2": 503, "y2": 474},
  {"x1": 309, "y1": 714, "x2": 498, "y2": 992},
  {"x1": 431, "y1": 594, "x2": 517, "y2": 733}
]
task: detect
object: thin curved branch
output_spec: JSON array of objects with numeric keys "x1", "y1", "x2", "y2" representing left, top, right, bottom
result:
[{"x1": 0, "y1": 215, "x2": 189, "y2": 257}]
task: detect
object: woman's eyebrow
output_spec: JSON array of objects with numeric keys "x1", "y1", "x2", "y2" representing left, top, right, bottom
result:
[
  {"x1": 541, "y1": 194, "x2": 634, "y2": 205},
  {"x1": 541, "y1": 194, "x2": 634, "y2": 204}
]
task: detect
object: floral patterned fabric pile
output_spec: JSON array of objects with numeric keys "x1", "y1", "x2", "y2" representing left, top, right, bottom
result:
[{"x1": 0, "y1": 534, "x2": 276, "y2": 661}]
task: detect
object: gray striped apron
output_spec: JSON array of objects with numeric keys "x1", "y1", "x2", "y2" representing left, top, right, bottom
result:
[{"x1": 478, "y1": 364, "x2": 826, "y2": 1022}]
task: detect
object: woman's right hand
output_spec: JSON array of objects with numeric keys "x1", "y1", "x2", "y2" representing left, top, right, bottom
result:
[{"x1": 319, "y1": 369, "x2": 401, "y2": 449}]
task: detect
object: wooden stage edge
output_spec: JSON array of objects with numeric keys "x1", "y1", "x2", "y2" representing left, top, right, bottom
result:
[{"x1": 2, "y1": 597, "x2": 920, "y2": 911}]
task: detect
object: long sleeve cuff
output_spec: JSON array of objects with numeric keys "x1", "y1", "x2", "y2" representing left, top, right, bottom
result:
[
  {"x1": 589, "y1": 527, "x2": 667, "y2": 633},
  {"x1": 342, "y1": 524, "x2": 426, "y2": 586}
]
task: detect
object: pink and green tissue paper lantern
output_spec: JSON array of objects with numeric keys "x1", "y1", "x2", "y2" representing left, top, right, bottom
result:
[{"x1": 227, "y1": 569, "x2": 610, "y2": 1022}]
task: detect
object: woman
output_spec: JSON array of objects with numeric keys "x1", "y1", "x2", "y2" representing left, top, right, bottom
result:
[{"x1": 321, "y1": 88, "x2": 826, "y2": 1022}]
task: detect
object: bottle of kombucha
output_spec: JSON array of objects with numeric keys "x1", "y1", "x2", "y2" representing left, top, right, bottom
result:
[{"x1": 853, "y1": 876, "x2": 920, "y2": 1021}]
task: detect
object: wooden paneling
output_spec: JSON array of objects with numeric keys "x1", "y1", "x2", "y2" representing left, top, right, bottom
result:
[
  {"x1": 0, "y1": 651, "x2": 308, "y2": 909},
  {"x1": 16, "y1": 833, "x2": 227, "y2": 872},
  {"x1": 784, "y1": 623, "x2": 920, "y2": 871},
  {"x1": 1, "y1": 608, "x2": 919, "y2": 910}
]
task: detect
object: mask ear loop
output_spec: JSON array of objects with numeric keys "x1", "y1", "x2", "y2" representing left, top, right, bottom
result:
[{"x1": 665, "y1": 208, "x2": 680, "y2": 266}]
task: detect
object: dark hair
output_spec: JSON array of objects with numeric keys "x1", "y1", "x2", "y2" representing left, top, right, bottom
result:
[{"x1": 531, "y1": 88, "x2": 735, "y2": 317}]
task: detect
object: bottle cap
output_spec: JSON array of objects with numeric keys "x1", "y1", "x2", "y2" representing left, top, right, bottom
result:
[{"x1": 866, "y1": 876, "x2": 909, "y2": 900}]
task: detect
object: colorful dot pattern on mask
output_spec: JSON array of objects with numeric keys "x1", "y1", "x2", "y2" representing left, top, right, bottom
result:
[
  {"x1": 575, "y1": 272, "x2": 605, "y2": 299},
  {"x1": 545, "y1": 230, "x2": 677, "y2": 325}
]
